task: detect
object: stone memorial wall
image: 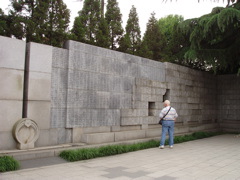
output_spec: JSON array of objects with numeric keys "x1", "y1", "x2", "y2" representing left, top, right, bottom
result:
[
  {"x1": 0, "y1": 36, "x2": 25, "y2": 149},
  {"x1": 217, "y1": 75, "x2": 240, "y2": 132},
  {"x1": 0, "y1": 35, "x2": 239, "y2": 150}
]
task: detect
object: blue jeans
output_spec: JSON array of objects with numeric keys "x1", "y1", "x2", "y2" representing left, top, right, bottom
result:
[{"x1": 160, "y1": 120, "x2": 175, "y2": 146}]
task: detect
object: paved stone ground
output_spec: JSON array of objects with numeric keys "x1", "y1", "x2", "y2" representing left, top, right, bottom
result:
[{"x1": 1, "y1": 134, "x2": 240, "y2": 180}]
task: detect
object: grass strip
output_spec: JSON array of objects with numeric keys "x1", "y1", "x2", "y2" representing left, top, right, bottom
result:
[
  {"x1": 59, "y1": 131, "x2": 223, "y2": 162},
  {"x1": 0, "y1": 156, "x2": 20, "y2": 172}
]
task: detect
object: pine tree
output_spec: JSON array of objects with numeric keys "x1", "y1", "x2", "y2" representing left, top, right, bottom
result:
[
  {"x1": 101, "y1": 0, "x2": 105, "y2": 17},
  {"x1": 105, "y1": 0, "x2": 123, "y2": 50},
  {"x1": 72, "y1": 0, "x2": 101, "y2": 45},
  {"x1": 0, "y1": 8, "x2": 12, "y2": 37},
  {"x1": 47, "y1": 0, "x2": 70, "y2": 47},
  {"x1": 8, "y1": 0, "x2": 45, "y2": 41},
  {"x1": 0, "y1": 9, "x2": 7, "y2": 36},
  {"x1": 7, "y1": 0, "x2": 70, "y2": 47},
  {"x1": 140, "y1": 12, "x2": 163, "y2": 61},
  {"x1": 95, "y1": 17, "x2": 111, "y2": 48},
  {"x1": 118, "y1": 34, "x2": 131, "y2": 53},
  {"x1": 71, "y1": 16, "x2": 86, "y2": 43},
  {"x1": 13, "y1": 0, "x2": 50, "y2": 43},
  {"x1": 122, "y1": 5, "x2": 141, "y2": 55}
]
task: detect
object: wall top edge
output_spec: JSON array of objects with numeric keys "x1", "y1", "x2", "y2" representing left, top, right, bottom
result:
[
  {"x1": 65, "y1": 40, "x2": 165, "y2": 69},
  {"x1": 0, "y1": 35, "x2": 26, "y2": 45}
]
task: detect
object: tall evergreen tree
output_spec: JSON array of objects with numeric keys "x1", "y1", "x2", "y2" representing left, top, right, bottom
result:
[
  {"x1": 101, "y1": 0, "x2": 105, "y2": 17},
  {"x1": 9, "y1": 0, "x2": 50, "y2": 42},
  {"x1": 120, "y1": 5, "x2": 141, "y2": 55},
  {"x1": 47, "y1": 0, "x2": 70, "y2": 47},
  {"x1": 72, "y1": 0, "x2": 101, "y2": 45},
  {"x1": 71, "y1": 16, "x2": 86, "y2": 42},
  {"x1": 105, "y1": 0, "x2": 123, "y2": 50},
  {"x1": 7, "y1": 0, "x2": 70, "y2": 47},
  {"x1": 139, "y1": 12, "x2": 163, "y2": 61},
  {"x1": 95, "y1": 17, "x2": 111, "y2": 48},
  {"x1": 118, "y1": 33, "x2": 131, "y2": 53},
  {"x1": 0, "y1": 8, "x2": 10, "y2": 37}
]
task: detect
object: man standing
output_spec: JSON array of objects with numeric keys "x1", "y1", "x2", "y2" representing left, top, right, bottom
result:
[{"x1": 159, "y1": 100, "x2": 178, "y2": 149}]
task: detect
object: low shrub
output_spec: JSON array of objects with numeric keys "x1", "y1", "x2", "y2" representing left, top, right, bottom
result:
[
  {"x1": 59, "y1": 131, "x2": 223, "y2": 162},
  {"x1": 0, "y1": 156, "x2": 20, "y2": 172}
]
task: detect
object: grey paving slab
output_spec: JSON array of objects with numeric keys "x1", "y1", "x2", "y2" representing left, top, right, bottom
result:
[
  {"x1": 1, "y1": 134, "x2": 240, "y2": 180},
  {"x1": 19, "y1": 156, "x2": 68, "y2": 170}
]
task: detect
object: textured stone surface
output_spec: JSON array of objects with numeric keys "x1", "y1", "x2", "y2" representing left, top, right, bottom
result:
[
  {"x1": 81, "y1": 132, "x2": 115, "y2": 144},
  {"x1": 164, "y1": 62, "x2": 217, "y2": 124},
  {"x1": 0, "y1": 36, "x2": 26, "y2": 70},
  {"x1": 0, "y1": 36, "x2": 25, "y2": 150},
  {"x1": 27, "y1": 42, "x2": 52, "y2": 73},
  {"x1": 28, "y1": 72, "x2": 51, "y2": 101},
  {"x1": 0, "y1": 69, "x2": 24, "y2": 100},
  {"x1": 12, "y1": 118, "x2": 40, "y2": 150},
  {"x1": 35, "y1": 129, "x2": 58, "y2": 147},
  {"x1": 0, "y1": 36, "x2": 239, "y2": 149},
  {"x1": 115, "y1": 130, "x2": 146, "y2": 142},
  {"x1": 59, "y1": 40, "x2": 166, "y2": 129},
  {"x1": 27, "y1": 101, "x2": 51, "y2": 129},
  {"x1": 217, "y1": 75, "x2": 240, "y2": 131}
]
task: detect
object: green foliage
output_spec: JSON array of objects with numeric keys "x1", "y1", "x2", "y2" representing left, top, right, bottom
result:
[
  {"x1": 158, "y1": 14, "x2": 185, "y2": 62},
  {"x1": 59, "y1": 131, "x2": 223, "y2": 162},
  {"x1": 72, "y1": 0, "x2": 101, "y2": 45},
  {"x1": 0, "y1": 156, "x2": 20, "y2": 172},
  {"x1": 119, "y1": 5, "x2": 141, "y2": 55},
  {"x1": 95, "y1": 17, "x2": 111, "y2": 48},
  {"x1": 105, "y1": 0, "x2": 124, "y2": 50},
  {"x1": 139, "y1": 12, "x2": 163, "y2": 61},
  {"x1": 2, "y1": 0, "x2": 239, "y2": 74},
  {"x1": 0, "y1": 9, "x2": 7, "y2": 36},
  {"x1": 71, "y1": 16, "x2": 86, "y2": 43},
  {"x1": 178, "y1": 2, "x2": 240, "y2": 74},
  {"x1": 47, "y1": 0, "x2": 70, "y2": 47},
  {"x1": 4, "y1": 0, "x2": 70, "y2": 47},
  {"x1": 118, "y1": 34, "x2": 131, "y2": 53}
]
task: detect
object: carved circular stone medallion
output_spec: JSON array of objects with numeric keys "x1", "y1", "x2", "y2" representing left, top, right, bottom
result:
[{"x1": 12, "y1": 118, "x2": 40, "y2": 150}]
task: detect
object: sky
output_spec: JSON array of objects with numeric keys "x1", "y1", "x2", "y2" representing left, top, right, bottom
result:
[{"x1": 0, "y1": 0, "x2": 227, "y2": 34}]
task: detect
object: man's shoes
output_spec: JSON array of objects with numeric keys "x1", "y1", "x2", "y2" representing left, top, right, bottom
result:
[
  {"x1": 169, "y1": 145, "x2": 173, "y2": 149},
  {"x1": 159, "y1": 146, "x2": 164, "y2": 149}
]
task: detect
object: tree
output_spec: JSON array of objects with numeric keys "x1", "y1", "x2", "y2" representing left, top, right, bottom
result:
[
  {"x1": 72, "y1": 0, "x2": 101, "y2": 45},
  {"x1": 7, "y1": 0, "x2": 70, "y2": 47},
  {"x1": 47, "y1": 0, "x2": 70, "y2": 47},
  {"x1": 101, "y1": 0, "x2": 105, "y2": 17},
  {"x1": 71, "y1": 16, "x2": 86, "y2": 42},
  {"x1": 10, "y1": 0, "x2": 50, "y2": 43},
  {"x1": 158, "y1": 15, "x2": 185, "y2": 62},
  {"x1": 178, "y1": 2, "x2": 240, "y2": 74},
  {"x1": 164, "y1": 0, "x2": 239, "y2": 6},
  {"x1": 139, "y1": 12, "x2": 163, "y2": 61},
  {"x1": 121, "y1": 5, "x2": 141, "y2": 55},
  {"x1": 0, "y1": 8, "x2": 10, "y2": 37},
  {"x1": 95, "y1": 17, "x2": 111, "y2": 48},
  {"x1": 118, "y1": 33, "x2": 131, "y2": 53},
  {"x1": 105, "y1": 0, "x2": 124, "y2": 50}
]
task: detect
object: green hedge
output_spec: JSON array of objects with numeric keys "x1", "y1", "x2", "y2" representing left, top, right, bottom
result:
[
  {"x1": 0, "y1": 156, "x2": 20, "y2": 172},
  {"x1": 59, "y1": 131, "x2": 223, "y2": 162}
]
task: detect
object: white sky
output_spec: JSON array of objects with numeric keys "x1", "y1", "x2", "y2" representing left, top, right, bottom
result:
[{"x1": 0, "y1": 0, "x2": 227, "y2": 35}]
